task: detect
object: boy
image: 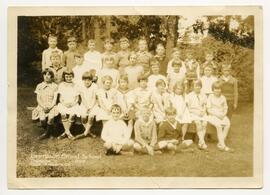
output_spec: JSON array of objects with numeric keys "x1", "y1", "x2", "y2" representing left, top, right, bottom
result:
[
  {"x1": 219, "y1": 64, "x2": 238, "y2": 120},
  {"x1": 133, "y1": 108, "x2": 157, "y2": 155},
  {"x1": 207, "y1": 81, "x2": 231, "y2": 151},
  {"x1": 42, "y1": 35, "x2": 63, "y2": 70},
  {"x1": 154, "y1": 43, "x2": 169, "y2": 75},
  {"x1": 147, "y1": 59, "x2": 167, "y2": 91},
  {"x1": 48, "y1": 52, "x2": 67, "y2": 84},
  {"x1": 62, "y1": 36, "x2": 78, "y2": 70},
  {"x1": 200, "y1": 65, "x2": 218, "y2": 96},
  {"x1": 116, "y1": 37, "x2": 131, "y2": 73},
  {"x1": 136, "y1": 38, "x2": 152, "y2": 76},
  {"x1": 124, "y1": 51, "x2": 144, "y2": 90},
  {"x1": 201, "y1": 52, "x2": 219, "y2": 76},
  {"x1": 84, "y1": 39, "x2": 103, "y2": 72},
  {"x1": 102, "y1": 38, "x2": 117, "y2": 68},
  {"x1": 101, "y1": 104, "x2": 134, "y2": 155},
  {"x1": 72, "y1": 52, "x2": 91, "y2": 87}
]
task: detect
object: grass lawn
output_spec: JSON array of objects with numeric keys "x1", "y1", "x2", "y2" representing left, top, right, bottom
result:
[{"x1": 17, "y1": 88, "x2": 253, "y2": 177}]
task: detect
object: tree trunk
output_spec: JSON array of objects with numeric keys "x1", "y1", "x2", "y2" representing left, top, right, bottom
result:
[
  {"x1": 94, "y1": 18, "x2": 102, "y2": 51},
  {"x1": 166, "y1": 16, "x2": 178, "y2": 57},
  {"x1": 105, "y1": 16, "x2": 111, "y2": 38}
]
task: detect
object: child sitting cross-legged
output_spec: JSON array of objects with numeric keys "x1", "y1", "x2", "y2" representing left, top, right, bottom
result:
[{"x1": 101, "y1": 104, "x2": 134, "y2": 155}]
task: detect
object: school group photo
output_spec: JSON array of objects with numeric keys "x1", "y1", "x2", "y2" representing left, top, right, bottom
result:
[{"x1": 16, "y1": 14, "x2": 255, "y2": 177}]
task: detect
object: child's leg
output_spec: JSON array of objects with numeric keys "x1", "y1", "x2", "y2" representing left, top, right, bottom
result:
[
  {"x1": 181, "y1": 123, "x2": 188, "y2": 140},
  {"x1": 38, "y1": 118, "x2": 49, "y2": 140},
  {"x1": 202, "y1": 120, "x2": 207, "y2": 146},
  {"x1": 133, "y1": 142, "x2": 143, "y2": 152},
  {"x1": 61, "y1": 114, "x2": 74, "y2": 138},
  {"x1": 216, "y1": 124, "x2": 226, "y2": 148},
  {"x1": 194, "y1": 121, "x2": 203, "y2": 144},
  {"x1": 222, "y1": 117, "x2": 231, "y2": 140},
  {"x1": 121, "y1": 140, "x2": 134, "y2": 152}
]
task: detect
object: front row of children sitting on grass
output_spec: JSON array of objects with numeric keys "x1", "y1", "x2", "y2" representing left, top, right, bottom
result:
[{"x1": 32, "y1": 60, "x2": 236, "y2": 155}]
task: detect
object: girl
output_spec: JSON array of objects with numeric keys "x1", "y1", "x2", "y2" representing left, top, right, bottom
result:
[
  {"x1": 166, "y1": 48, "x2": 182, "y2": 74},
  {"x1": 186, "y1": 80, "x2": 208, "y2": 150},
  {"x1": 169, "y1": 81, "x2": 191, "y2": 141},
  {"x1": 73, "y1": 71, "x2": 99, "y2": 140},
  {"x1": 207, "y1": 81, "x2": 231, "y2": 151},
  {"x1": 96, "y1": 75, "x2": 117, "y2": 123},
  {"x1": 136, "y1": 38, "x2": 152, "y2": 76},
  {"x1": 151, "y1": 79, "x2": 170, "y2": 124},
  {"x1": 57, "y1": 70, "x2": 80, "y2": 139},
  {"x1": 147, "y1": 59, "x2": 167, "y2": 91},
  {"x1": 167, "y1": 59, "x2": 186, "y2": 93},
  {"x1": 200, "y1": 65, "x2": 218, "y2": 96},
  {"x1": 32, "y1": 68, "x2": 58, "y2": 140}
]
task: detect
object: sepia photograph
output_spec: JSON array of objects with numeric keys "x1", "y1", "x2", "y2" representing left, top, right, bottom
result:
[{"x1": 7, "y1": 6, "x2": 263, "y2": 188}]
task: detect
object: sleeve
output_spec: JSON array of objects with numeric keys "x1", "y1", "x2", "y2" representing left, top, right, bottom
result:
[
  {"x1": 223, "y1": 96, "x2": 228, "y2": 116},
  {"x1": 34, "y1": 84, "x2": 41, "y2": 94},
  {"x1": 150, "y1": 122, "x2": 157, "y2": 146}
]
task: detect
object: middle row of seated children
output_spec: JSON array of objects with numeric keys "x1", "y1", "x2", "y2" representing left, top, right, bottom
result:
[{"x1": 33, "y1": 67, "x2": 233, "y2": 154}]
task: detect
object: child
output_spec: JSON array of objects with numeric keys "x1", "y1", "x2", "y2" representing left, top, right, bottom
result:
[
  {"x1": 186, "y1": 80, "x2": 208, "y2": 150},
  {"x1": 219, "y1": 64, "x2": 238, "y2": 120},
  {"x1": 133, "y1": 108, "x2": 157, "y2": 155},
  {"x1": 200, "y1": 65, "x2": 218, "y2": 96},
  {"x1": 57, "y1": 70, "x2": 80, "y2": 139},
  {"x1": 132, "y1": 75, "x2": 153, "y2": 118},
  {"x1": 169, "y1": 81, "x2": 191, "y2": 141},
  {"x1": 32, "y1": 68, "x2": 58, "y2": 140},
  {"x1": 62, "y1": 37, "x2": 78, "y2": 70},
  {"x1": 72, "y1": 52, "x2": 91, "y2": 87},
  {"x1": 151, "y1": 79, "x2": 170, "y2": 123},
  {"x1": 102, "y1": 38, "x2": 117, "y2": 68},
  {"x1": 123, "y1": 51, "x2": 144, "y2": 90},
  {"x1": 147, "y1": 59, "x2": 167, "y2": 91},
  {"x1": 183, "y1": 49, "x2": 200, "y2": 93},
  {"x1": 166, "y1": 48, "x2": 182, "y2": 74},
  {"x1": 116, "y1": 37, "x2": 131, "y2": 74},
  {"x1": 98, "y1": 54, "x2": 120, "y2": 88},
  {"x1": 207, "y1": 81, "x2": 231, "y2": 151},
  {"x1": 154, "y1": 43, "x2": 169, "y2": 75},
  {"x1": 136, "y1": 38, "x2": 152, "y2": 76},
  {"x1": 42, "y1": 35, "x2": 63, "y2": 70},
  {"x1": 201, "y1": 52, "x2": 219, "y2": 76},
  {"x1": 48, "y1": 52, "x2": 67, "y2": 84},
  {"x1": 84, "y1": 39, "x2": 103, "y2": 72},
  {"x1": 157, "y1": 107, "x2": 184, "y2": 153},
  {"x1": 96, "y1": 75, "x2": 118, "y2": 122},
  {"x1": 73, "y1": 71, "x2": 99, "y2": 140},
  {"x1": 115, "y1": 75, "x2": 134, "y2": 122},
  {"x1": 101, "y1": 104, "x2": 134, "y2": 155},
  {"x1": 167, "y1": 59, "x2": 186, "y2": 93}
]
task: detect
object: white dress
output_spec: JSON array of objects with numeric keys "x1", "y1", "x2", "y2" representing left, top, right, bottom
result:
[
  {"x1": 169, "y1": 93, "x2": 191, "y2": 123},
  {"x1": 84, "y1": 50, "x2": 103, "y2": 72},
  {"x1": 201, "y1": 76, "x2": 218, "y2": 95},
  {"x1": 186, "y1": 91, "x2": 207, "y2": 121},
  {"x1": 97, "y1": 68, "x2": 120, "y2": 88},
  {"x1": 151, "y1": 90, "x2": 170, "y2": 123},
  {"x1": 124, "y1": 65, "x2": 144, "y2": 90}
]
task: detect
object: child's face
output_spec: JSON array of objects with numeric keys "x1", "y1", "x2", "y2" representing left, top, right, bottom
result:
[
  {"x1": 157, "y1": 84, "x2": 166, "y2": 94},
  {"x1": 204, "y1": 67, "x2": 213, "y2": 77},
  {"x1": 138, "y1": 41, "x2": 147, "y2": 51},
  {"x1": 129, "y1": 54, "x2": 137, "y2": 65},
  {"x1": 120, "y1": 41, "x2": 129, "y2": 50},
  {"x1": 205, "y1": 54, "x2": 213, "y2": 61},
  {"x1": 111, "y1": 108, "x2": 121, "y2": 120},
  {"x1": 43, "y1": 72, "x2": 52, "y2": 83},
  {"x1": 213, "y1": 88, "x2": 222, "y2": 97},
  {"x1": 119, "y1": 79, "x2": 128, "y2": 90},
  {"x1": 88, "y1": 42, "x2": 95, "y2": 50},
  {"x1": 48, "y1": 38, "x2": 57, "y2": 48},
  {"x1": 173, "y1": 51, "x2": 181, "y2": 59},
  {"x1": 104, "y1": 58, "x2": 114, "y2": 68},
  {"x1": 151, "y1": 65, "x2": 160, "y2": 74},
  {"x1": 142, "y1": 111, "x2": 150, "y2": 122},
  {"x1": 104, "y1": 43, "x2": 113, "y2": 51},
  {"x1": 174, "y1": 86, "x2": 184, "y2": 95},
  {"x1": 68, "y1": 42, "x2": 77, "y2": 50},
  {"x1": 186, "y1": 53, "x2": 192, "y2": 60},
  {"x1": 222, "y1": 69, "x2": 231, "y2": 77},
  {"x1": 75, "y1": 56, "x2": 84, "y2": 65},
  {"x1": 193, "y1": 84, "x2": 201, "y2": 93},
  {"x1": 83, "y1": 79, "x2": 92, "y2": 88},
  {"x1": 156, "y1": 45, "x2": 165, "y2": 56},
  {"x1": 65, "y1": 74, "x2": 73, "y2": 83},
  {"x1": 139, "y1": 80, "x2": 148, "y2": 89},
  {"x1": 51, "y1": 56, "x2": 61, "y2": 67},
  {"x1": 167, "y1": 114, "x2": 176, "y2": 124},
  {"x1": 103, "y1": 79, "x2": 112, "y2": 90},
  {"x1": 172, "y1": 65, "x2": 180, "y2": 73}
]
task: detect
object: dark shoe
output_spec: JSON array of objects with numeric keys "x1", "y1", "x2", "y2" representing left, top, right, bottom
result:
[
  {"x1": 57, "y1": 132, "x2": 67, "y2": 140},
  {"x1": 38, "y1": 131, "x2": 49, "y2": 140}
]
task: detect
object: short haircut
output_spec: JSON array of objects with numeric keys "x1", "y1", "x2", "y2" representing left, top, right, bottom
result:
[
  {"x1": 165, "y1": 106, "x2": 177, "y2": 116},
  {"x1": 103, "y1": 55, "x2": 115, "y2": 62},
  {"x1": 173, "y1": 81, "x2": 184, "y2": 91},
  {"x1": 88, "y1": 39, "x2": 96, "y2": 44},
  {"x1": 101, "y1": 75, "x2": 113, "y2": 83},
  {"x1": 128, "y1": 51, "x2": 137, "y2": 60},
  {"x1": 104, "y1": 38, "x2": 114, "y2": 44},
  {"x1": 118, "y1": 74, "x2": 129, "y2": 83},
  {"x1": 82, "y1": 71, "x2": 93, "y2": 80},
  {"x1": 212, "y1": 81, "x2": 222, "y2": 91},
  {"x1": 119, "y1": 37, "x2": 129, "y2": 43},
  {"x1": 111, "y1": 104, "x2": 122, "y2": 113},
  {"x1": 172, "y1": 59, "x2": 182, "y2": 67},
  {"x1": 150, "y1": 59, "x2": 160, "y2": 67},
  {"x1": 156, "y1": 43, "x2": 165, "y2": 49},
  {"x1": 48, "y1": 35, "x2": 57, "y2": 41},
  {"x1": 42, "y1": 68, "x2": 54, "y2": 79},
  {"x1": 50, "y1": 51, "x2": 61, "y2": 59},
  {"x1": 193, "y1": 79, "x2": 202, "y2": 88},
  {"x1": 137, "y1": 75, "x2": 148, "y2": 82},
  {"x1": 155, "y1": 79, "x2": 166, "y2": 87},
  {"x1": 67, "y1": 36, "x2": 77, "y2": 43},
  {"x1": 140, "y1": 106, "x2": 152, "y2": 115},
  {"x1": 62, "y1": 70, "x2": 74, "y2": 81}
]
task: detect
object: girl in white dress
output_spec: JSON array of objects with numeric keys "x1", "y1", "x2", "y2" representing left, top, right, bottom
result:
[
  {"x1": 57, "y1": 70, "x2": 80, "y2": 139},
  {"x1": 186, "y1": 79, "x2": 208, "y2": 149},
  {"x1": 169, "y1": 81, "x2": 191, "y2": 140}
]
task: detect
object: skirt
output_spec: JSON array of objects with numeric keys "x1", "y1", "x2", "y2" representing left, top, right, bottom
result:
[
  {"x1": 32, "y1": 105, "x2": 59, "y2": 121},
  {"x1": 57, "y1": 103, "x2": 81, "y2": 116}
]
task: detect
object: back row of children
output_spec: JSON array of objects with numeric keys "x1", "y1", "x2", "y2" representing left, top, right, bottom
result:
[{"x1": 33, "y1": 35, "x2": 238, "y2": 155}]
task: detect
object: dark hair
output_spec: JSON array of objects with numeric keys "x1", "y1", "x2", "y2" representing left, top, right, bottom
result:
[
  {"x1": 155, "y1": 79, "x2": 166, "y2": 87},
  {"x1": 82, "y1": 71, "x2": 93, "y2": 80},
  {"x1": 193, "y1": 79, "x2": 202, "y2": 88},
  {"x1": 111, "y1": 104, "x2": 122, "y2": 113},
  {"x1": 137, "y1": 75, "x2": 148, "y2": 82},
  {"x1": 42, "y1": 68, "x2": 54, "y2": 79},
  {"x1": 62, "y1": 70, "x2": 74, "y2": 81},
  {"x1": 212, "y1": 81, "x2": 222, "y2": 91}
]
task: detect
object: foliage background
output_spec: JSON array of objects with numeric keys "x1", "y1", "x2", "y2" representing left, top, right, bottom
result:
[{"x1": 17, "y1": 15, "x2": 254, "y2": 101}]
